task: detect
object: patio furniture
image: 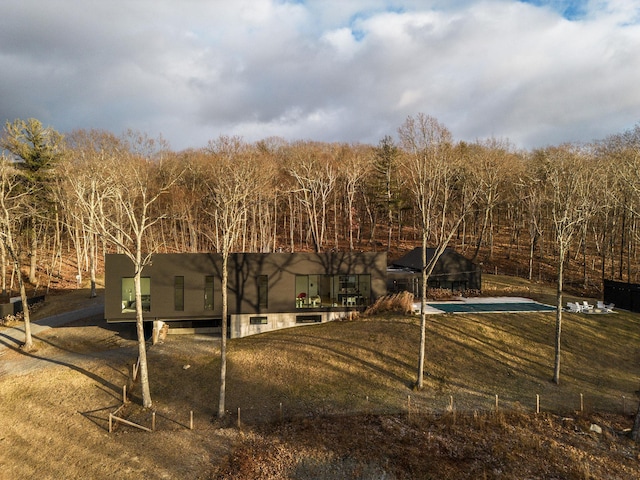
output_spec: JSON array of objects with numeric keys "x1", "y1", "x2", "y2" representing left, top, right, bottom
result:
[
  {"x1": 296, "y1": 292, "x2": 306, "y2": 308},
  {"x1": 582, "y1": 301, "x2": 594, "y2": 312},
  {"x1": 596, "y1": 301, "x2": 615, "y2": 313},
  {"x1": 566, "y1": 302, "x2": 582, "y2": 313}
]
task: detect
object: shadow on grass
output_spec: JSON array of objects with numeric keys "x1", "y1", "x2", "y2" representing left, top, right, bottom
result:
[
  {"x1": 0, "y1": 334, "x2": 130, "y2": 405},
  {"x1": 79, "y1": 403, "x2": 122, "y2": 430}
]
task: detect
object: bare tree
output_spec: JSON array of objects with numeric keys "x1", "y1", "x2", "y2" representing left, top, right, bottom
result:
[
  {"x1": 90, "y1": 136, "x2": 178, "y2": 408},
  {"x1": 398, "y1": 114, "x2": 475, "y2": 389},
  {"x1": 62, "y1": 130, "x2": 122, "y2": 297},
  {"x1": 202, "y1": 138, "x2": 261, "y2": 418},
  {"x1": 468, "y1": 138, "x2": 512, "y2": 261},
  {"x1": 534, "y1": 146, "x2": 595, "y2": 384},
  {"x1": 0, "y1": 155, "x2": 36, "y2": 350},
  {"x1": 287, "y1": 143, "x2": 336, "y2": 252},
  {"x1": 599, "y1": 124, "x2": 640, "y2": 440},
  {"x1": 518, "y1": 155, "x2": 548, "y2": 282},
  {"x1": 339, "y1": 145, "x2": 370, "y2": 251}
]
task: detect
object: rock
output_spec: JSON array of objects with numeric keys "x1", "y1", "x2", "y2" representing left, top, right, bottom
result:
[
  {"x1": 159, "y1": 322, "x2": 169, "y2": 341},
  {"x1": 152, "y1": 320, "x2": 169, "y2": 344}
]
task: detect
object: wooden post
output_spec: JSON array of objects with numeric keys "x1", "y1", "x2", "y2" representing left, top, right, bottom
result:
[
  {"x1": 123, "y1": 385, "x2": 127, "y2": 404},
  {"x1": 109, "y1": 413, "x2": 113, "y2": 433},
  {"x1": 110, "y1": 414, "x2": 152, "y2": 432},
  {"x1": 536, "y1": 394, "x2": 540, "y2": 414},
  {"x1": 152, "y1": 411, "x2": 156, "y2": 431},
  {"x1": 449, "y1": 395, "x2": 454, "y2": 412},
  {"x1": 580, "y1": 393, "x2": 584, "y2": 412},
  {"x1": 190, "y1": 410, "x2": 194, "y2": 430},
  {"x1": 237, "y1": 407, "x2": 241, "y2": 429},
  {"x1": 495, "y1": 394, "x2": 499, "y2": 412}
]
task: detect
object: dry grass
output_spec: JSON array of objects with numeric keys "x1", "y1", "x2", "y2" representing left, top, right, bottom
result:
[
  {"x1": 214, "y1": 411, "x2": 640, "y2": 479},
  {"x1": 363, "y1": 291, "x2": 414, "y2": 316},
  {"x1": 2, "y1": 274, "x2": 640, "y2": 479}
]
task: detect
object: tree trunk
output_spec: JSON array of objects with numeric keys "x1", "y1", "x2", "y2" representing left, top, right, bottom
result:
[
  {"x1": 416, "y1": 233, "x2": 428, "y2": 390},
  {"x1": 134, "y1": 270, "x2": 152, "y2": 408},
  {"x1": 89, "y1": 230, "x2": 97, "y2": 298},
  {"x1": 218, "y1": 252, "x2": 228, "y2": 418},
  {"x1": 553, "y1": 249, "x2": 564, "y2": 385},
  {"x1": 0, "y1": 240, "x2": 6, "y2": 296},
  {"x1": 472, "y1": 205, "x2": 490, "y2": 261},
  {"x1": 17, "y1": 263, "x2": 33, "y2": 351},
  {"x1": 632, "y1": 402, "x2": 640, "y2": 442},
  {"x1": 528, "y1": 230, "x2": 537, "y2": 281},
  {"x1": 29, "y1": 218, "x2": 37, "y2": 284},
  {"x1": 387, "y1": 185, "x2": 393, "y2": 253}
]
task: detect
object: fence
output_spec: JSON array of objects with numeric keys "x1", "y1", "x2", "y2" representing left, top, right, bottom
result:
[
  {"x1": 604, "y1": 279, "x2": 640, "y2": 313},
  {"x1": 108, "y1": 372, "x2": 194, "y2": 434},
  {"x1": 225, "y1": 391, "x2": 636, "y2": 428},
  {"x1": 107, "y1": 387, "x2": 637, "y2": 434}
]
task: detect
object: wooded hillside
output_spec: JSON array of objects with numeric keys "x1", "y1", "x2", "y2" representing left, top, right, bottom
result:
[{"x1": 2, "y1": 115, "x2": 640, "y2": 297}]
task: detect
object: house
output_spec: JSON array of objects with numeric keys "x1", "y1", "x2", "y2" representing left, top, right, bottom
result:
[
  {"x1": 387, "y1": 247, "x2": 481, "y2": 296},
  {"x1": 105, "y1": 251, "x2": 387, "y2": 338}
]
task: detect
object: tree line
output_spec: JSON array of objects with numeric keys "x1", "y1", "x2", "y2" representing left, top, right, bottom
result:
[
  {"x1": 2, "y1": 115, "x2": 640, "y2": 414},
  {"x1": 2, "y1": 117, "x2": 640, "y2": 298}
]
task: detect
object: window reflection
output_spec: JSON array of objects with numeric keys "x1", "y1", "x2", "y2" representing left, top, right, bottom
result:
[
  {"x1": 121, "y1": 277, "x2": 151, "y2": 312},
  {"x1": 295, "y1": 274, "x2": 371, "y2": 308}
]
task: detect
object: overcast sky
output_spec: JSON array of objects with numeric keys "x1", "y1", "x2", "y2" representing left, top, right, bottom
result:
[{"x1": 1, "y1": 0, "x2": 639, "y2": 151}]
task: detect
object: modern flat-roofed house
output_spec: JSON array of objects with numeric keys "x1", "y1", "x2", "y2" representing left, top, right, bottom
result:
[
  {"x1": 105, "y1": 251, "x2": 387, "y2": 338},
  {"x1": 387, "y1": 247, "x2": 481, "y2": 297}
]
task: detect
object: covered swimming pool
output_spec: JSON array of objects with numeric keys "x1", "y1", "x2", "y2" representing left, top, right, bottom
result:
[{"x1": 415, "y1": 297, "x2": 556, "y2": 314}]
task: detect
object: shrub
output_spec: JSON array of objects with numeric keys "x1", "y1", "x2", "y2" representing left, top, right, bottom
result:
[
  {"x1": 426, "y1": 288, "x2": 454, "y2": 300},
  {"x1": 364, "y1": 291, "x2": 414, "y2": 316}
]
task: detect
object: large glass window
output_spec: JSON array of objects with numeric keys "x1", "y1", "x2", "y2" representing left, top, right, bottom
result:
[
  {"x1": 174, "y1": 276, "x2": 184, "y2": 311},
  {"x1": 121, "y1": 277, "x2": 151, "y2": 313},
  {"x1": 295, "y1": 274, "x2": 372, "y2": 308},
  {"x1": 258, "y1": 275, "x2": 268, "y2": 308},
  {"x1": 204, "y1": 276, "x2": 214, "y2": 310}
]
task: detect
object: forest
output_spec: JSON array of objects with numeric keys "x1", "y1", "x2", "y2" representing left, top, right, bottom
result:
[{"x1": 1, "y1": 114, "x2": 640, "y2": 301}]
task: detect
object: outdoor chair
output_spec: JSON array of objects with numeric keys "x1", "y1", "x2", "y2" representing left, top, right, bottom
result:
[
  {"x1": 566, "y1": 302, "x2": 582, "y2": 313},
  {"x1": 596, "y1": 301, "x2": 615, "y2": 313},
  {"x1": 582, "y1": 301, "x2": 594, "y2": 312}
]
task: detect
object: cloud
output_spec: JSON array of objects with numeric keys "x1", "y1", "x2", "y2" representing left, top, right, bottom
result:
[{"x1": 1, "y1": 0, "x2": 639, "y2": 150}]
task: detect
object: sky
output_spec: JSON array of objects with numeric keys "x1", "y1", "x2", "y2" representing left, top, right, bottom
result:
[{"x1": 1, "y1": 0, "x2": 639, "y2": 151}]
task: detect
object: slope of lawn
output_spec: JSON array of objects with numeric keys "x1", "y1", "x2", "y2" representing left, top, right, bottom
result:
[{"x1": 2, "y1": 274, "x2": 640, "y2": 479}]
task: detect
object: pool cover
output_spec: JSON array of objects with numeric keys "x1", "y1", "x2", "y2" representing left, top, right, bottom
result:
[{"x1": 427, "y1": 302, "x2": 556, "y2": 314}]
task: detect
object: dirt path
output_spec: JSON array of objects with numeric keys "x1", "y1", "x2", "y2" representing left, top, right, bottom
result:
[{"x1": 0, "y1": 314, "x2": 139, "y2": 378}]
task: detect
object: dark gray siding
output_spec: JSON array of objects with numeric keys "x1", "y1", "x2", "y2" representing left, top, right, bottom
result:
[{"x1": 105, "y1": 251, "x2": 387, "y2": 323}]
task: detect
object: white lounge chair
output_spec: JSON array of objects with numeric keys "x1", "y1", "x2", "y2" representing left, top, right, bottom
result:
[
  {"x1": 596, "y1": 301, "x2": 614, "y2": 313},
  {"x1": 566, "y1": 302, "x2": 582, "y2": 313},
  {"x1": 582, "y1": 301, "x2": 594, "y2": 312}
]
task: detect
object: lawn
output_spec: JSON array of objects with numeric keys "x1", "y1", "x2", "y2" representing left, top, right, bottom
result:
[{"x1": 2, "y1": 275, "x2": 640, "y2": 479}]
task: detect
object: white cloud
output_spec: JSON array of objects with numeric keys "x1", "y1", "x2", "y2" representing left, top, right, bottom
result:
[{"x1": 0, "y1": 0, "x2": 639, "y2": 150}]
